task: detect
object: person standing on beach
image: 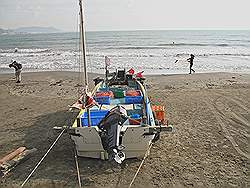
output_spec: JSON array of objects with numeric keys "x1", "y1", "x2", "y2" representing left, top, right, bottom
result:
[
  {"x1": 9, "y1": 60, "x2": 22, "y2": 83},
  {"x1": 187, "y1": 54, "x2": 195, "y2": 74}
]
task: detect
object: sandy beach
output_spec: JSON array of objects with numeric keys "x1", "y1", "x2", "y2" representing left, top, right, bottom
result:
[{"x1": 0, "y1": 71, "x2": 249, "y2": 188}]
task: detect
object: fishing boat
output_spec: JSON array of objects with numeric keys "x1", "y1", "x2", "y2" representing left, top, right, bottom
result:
[
  {"x1": 59, "y1": 0, "x2": 172, "y2": 164},
  {"x1": 69, "y1": 69, "x2": 172, "y2": 163},
  {"x1": 18, "y1": 1, "x2": 173, "y2": 187}
]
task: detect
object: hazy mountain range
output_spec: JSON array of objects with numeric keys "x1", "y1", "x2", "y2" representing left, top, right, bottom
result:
[{"x1": 0, "y1": 27, "x2": 61, "y2": 34}]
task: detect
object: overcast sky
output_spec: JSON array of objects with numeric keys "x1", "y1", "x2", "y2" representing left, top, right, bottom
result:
[{"x1": 0, "y1": 0, "x2": 249, "y2": 31}]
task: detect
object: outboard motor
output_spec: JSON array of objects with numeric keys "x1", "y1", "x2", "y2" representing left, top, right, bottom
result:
[
  {"x1": 98, "y1": 105, "x2": 127, "y2": 163},
  {"x1": 93, "y1": 77, "x2": 104, "y2": 86}
]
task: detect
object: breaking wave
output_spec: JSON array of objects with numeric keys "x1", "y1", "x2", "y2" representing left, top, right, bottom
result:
[
  {"x1": 175, "y1": 53, "x2": 250, "y2": 57},
  {"x1": 0, "y1": 48, "x2": 51, "y2": 53},
  {"x1": 157, "y1": 43, "x2": 228, "y2": 47},
  {"x1": 105, "y1": 43, "x2": 248, "y2": 50},
  {"x1": 0, "y1": 31, "x2": 250, "y2": 74},
  {"x1": 1, "y1": 48, "x2": 250, "y2": 59}
]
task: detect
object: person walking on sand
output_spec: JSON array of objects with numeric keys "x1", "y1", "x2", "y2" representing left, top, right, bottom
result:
[
  {"x1": 9, "y1": 60, "x2": 22, "y2": 83},
  {"x1": 187, "y1": 54, "x2": 195, "y2": 74}
]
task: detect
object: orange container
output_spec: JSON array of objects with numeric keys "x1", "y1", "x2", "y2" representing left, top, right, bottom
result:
[
  {"x1": 151, "y1": 105, "x2": 165, "y2": 123},
  {"x1": 126, "y1": 90, "x2": 141, "y2": 96},
  {"x1": 96, "y1": 91, "x2": 114, "y2": 98}
]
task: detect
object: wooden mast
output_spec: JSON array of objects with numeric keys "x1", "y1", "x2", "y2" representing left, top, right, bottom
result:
[
  {"x1": 79, "y1": 0, "x2": 88, "y2": 88},
  {"x1": 79, "y1": 0, "x2": 91, "y2": 126}
]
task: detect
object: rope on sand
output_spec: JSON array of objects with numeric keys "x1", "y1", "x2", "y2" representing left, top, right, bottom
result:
[
  {"x1": 74, "y1": 149, "x2": 82, "y2": 187},
  {"x1": 21, "y1": 129, "x2": 66, "y2": 187},
  {"x1": 128, "y1": 142, "x2": 153, "y2": 188}
]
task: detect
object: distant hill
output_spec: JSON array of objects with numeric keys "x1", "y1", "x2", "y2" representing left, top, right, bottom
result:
[
  {"x1": 0, "y1": 27, "x2": 61, "y2": 34},
  {"x1": 15, "y1": 27, "x2": 61, "y2": 33},
  {"x1": 0, "y1": 28, "x2": 5, "y2": 34},
  {"x1": 0, "y1": 28, "x2": 14, "y2": 34}
]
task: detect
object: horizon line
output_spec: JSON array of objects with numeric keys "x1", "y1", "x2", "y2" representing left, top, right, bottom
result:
[{"x1": 1, "y1": 26, "x2": 250, "y2": 33}]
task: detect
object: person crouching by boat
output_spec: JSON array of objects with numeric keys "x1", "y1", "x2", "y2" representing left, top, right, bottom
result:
[
  {"x1": 9, "y1": 60, "x2": 22, "y2": 83},
  {"x1": 187, "y1": 54, "x2": 195, "y2": 74}
]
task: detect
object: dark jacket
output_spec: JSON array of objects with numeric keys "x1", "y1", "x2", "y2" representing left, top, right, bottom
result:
[
  {"x1": 9, "y1": 61, "x2": 22, "y2": 71},
  {"x1": 187, "y1": 57, "x2": 194, "y2": 64}
]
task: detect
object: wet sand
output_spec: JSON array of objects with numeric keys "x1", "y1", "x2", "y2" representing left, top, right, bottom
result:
[{"x1": 0, "y1": 71, "x2": 249, "y2": 188}]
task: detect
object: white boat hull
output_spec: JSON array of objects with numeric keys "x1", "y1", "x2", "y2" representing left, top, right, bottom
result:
[{"x1": 71, "y1": 126, "x2": 154, "y2": 159}]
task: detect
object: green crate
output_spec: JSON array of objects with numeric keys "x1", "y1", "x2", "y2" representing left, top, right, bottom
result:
[{"x1": 110, "y1": 88, "x2": 124, "y2": 98}]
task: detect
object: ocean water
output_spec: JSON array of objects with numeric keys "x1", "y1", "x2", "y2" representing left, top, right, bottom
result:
[{"x1": 0, "y1": 30, "x2": 249, "y2": 74}]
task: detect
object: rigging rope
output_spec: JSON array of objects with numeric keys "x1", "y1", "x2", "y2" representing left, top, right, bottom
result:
[
  {"x1": 20, "y1": 129, "x2": 66, "y2": 187},
  {"x1": 128, "y1": 142, "x2": 153, "y2": 188},
  {"x1": 75, "y1": 11, "x2": 82, "y2": 95},
  {"x1": 86, "y1": 41, "x2": 93, "y2": 73},
  {"x1": 74, "y1": 12, "x2": 82, "y2": 188},
  {"x1": 74, "y1": 149, "x2": 82, "y2": 187}
]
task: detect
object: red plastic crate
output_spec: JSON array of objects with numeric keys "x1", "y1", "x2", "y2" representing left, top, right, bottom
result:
[
  {"x1": 125, "y1": 90, "x2": 141, "y2": 97},
  {"x1": 96, "y1": 91, "x2": 114, "y2": 98}
]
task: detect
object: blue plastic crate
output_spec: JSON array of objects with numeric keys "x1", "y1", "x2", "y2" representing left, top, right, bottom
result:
[
  {"x1": 130, "y1": 114, "x2": 141, "y2": 119},
  {"x1": 125, "y1": 96, "x2": 143, "y2": 104},
  {"x1": 110, "y1": 98, "x2": 125, "y2": 105},
  {"x1": 81, "y1": 110, "x2": 109, "y2": 126},
  {"x1": 98, "y1": 87, "x2": 109, "y2": 91},
  {"x1": 94, "y1": 96, "x2": 111, "y2": 105}
]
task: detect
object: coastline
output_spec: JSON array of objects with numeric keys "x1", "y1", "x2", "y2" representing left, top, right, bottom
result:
[
  {"x1": 0, "y1": 71, "x2": 249, "y2": 187},
  {"x1": 1, "y1": 68, "x2": 250, "y2": 75},
  {"x1": 1, "y1": 30, "x2": 250, "y2": 75}
]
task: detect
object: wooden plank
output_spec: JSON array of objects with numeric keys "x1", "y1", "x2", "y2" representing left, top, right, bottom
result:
[
  {"x1": 0, "y1": 148, "x2": 37, "y2": 177},
  {"x1": 0, "y1": 147, "x2": 26, "y2": 164}
]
